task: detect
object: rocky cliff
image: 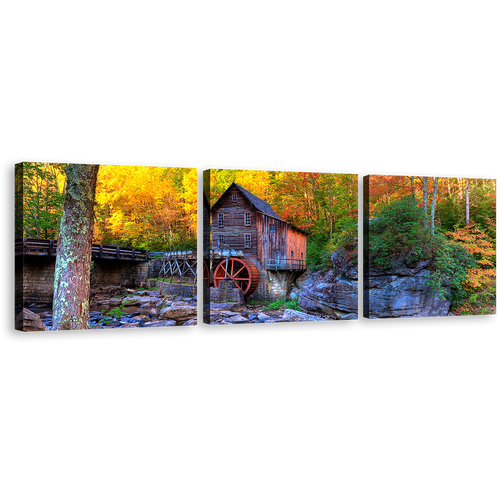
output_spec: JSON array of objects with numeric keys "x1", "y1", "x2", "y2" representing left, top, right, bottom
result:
[
  {"x1": 364, "y1": 257, "x2": 451, "y2": 318},
  {"x1": 293, "y1": 255, "x2": 358, "y2": 320},
  {"x1": 293, "y1": 254, "x2": 451, "y2": 320}
]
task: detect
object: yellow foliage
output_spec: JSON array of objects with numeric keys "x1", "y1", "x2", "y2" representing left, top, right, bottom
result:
[{"x1": 94, "y1": 165, "x2": 197, "y2": 250}]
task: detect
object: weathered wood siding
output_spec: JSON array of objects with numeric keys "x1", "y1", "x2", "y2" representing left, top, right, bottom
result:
[
  {"x1": 286, "y1": 228, "x2": 307, "y2": 261},
  {"x1": 256, "y1": 213, "x2": 289, "y2": 267},
  {"x1": 211, "y1": 185, "x2": 258, "y2": 262},
  {"x1": 211, "y1": 184, "x2": 307, "y2": 272}
]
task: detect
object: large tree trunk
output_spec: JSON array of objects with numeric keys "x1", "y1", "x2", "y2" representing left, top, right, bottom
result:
[
  {"x1": 52, "y1": 164, "x2": 100, "y2": 330},
  {"x1": 430, "y1": 177, "x2": 439, "y2": 234},
  {"x1": 410, "y1": 176, "x2": 415, "y2": 201}
]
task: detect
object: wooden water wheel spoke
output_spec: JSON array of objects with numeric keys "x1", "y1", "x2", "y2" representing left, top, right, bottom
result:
[
  {"x1": 213, "y1": 258, "x2": 259, "y2": 296},
  {"x1": 232, "y1": 266, "x2": 245, "y2": 278}
]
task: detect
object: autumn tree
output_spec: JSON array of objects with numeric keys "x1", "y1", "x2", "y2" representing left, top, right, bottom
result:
[
  {"x1": 17, "y1": 162, "x2": 66, "y2": 239},
  {"x1": 52, "y1": 164, "x2": 100, "y2": 330},
  {"x1": 447, "y1": 223, "x2": 495, "y2": 290},
  {"x1": 93, "y1": 166, "x2": 196, "y2": 251}
]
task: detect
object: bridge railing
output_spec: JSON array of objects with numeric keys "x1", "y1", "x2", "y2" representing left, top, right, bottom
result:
[
  {"x1": 265, "y1": 258, "x2": 307, "y2": 271},
  {"x1": 15, "y1": 238, "x2": 149, "y2": 261}
]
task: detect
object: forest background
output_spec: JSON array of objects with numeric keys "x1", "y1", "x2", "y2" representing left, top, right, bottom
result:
[
  {"x1": 16, "y1": 163, "x2": 198, "y2": 251},
  {"x1": 204, "y1": 169, "x2": 358, "y2": 267},
  {"x1": 367, "y1": 175, "x2": 496, "y2": 315}
]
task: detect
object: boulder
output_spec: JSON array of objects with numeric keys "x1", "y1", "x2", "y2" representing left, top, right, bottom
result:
[
  {"x1": 122, "y1": 297, "x2": 140, "y2": 306},
  {"x1": 15, "y1": 308, "x2": 47, "y2": 331},
  {"x1": 159, "y1": 305, "x2": 197, "y2": 321},
  {"x1": 220, "y1": 314, "x2": 249, "y2": 324},
  {"x1": 257, "y1": 312, "x2": 272, "y2": 322},
  {"x1": 210, "y1": 302, "x2": 243, "y2": 312},
  {"x1": 122, "y1": 296, "x2": 158, "y2": 307},
  {"x1": 109, "y1": 297, "x2": 123, "y2": 307},
  {"x1": 282, "y1": 309, "x2": 326, "y2": 322},
  {"x1": 183, "y1": 318, "x2": 197, "y2": 326}
]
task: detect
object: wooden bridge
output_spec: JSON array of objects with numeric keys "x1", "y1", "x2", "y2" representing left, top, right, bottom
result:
[
  {"x1": 159, "y1": 250, "x2": 197, "y2": 284},
  {"x1": 16, "y1": 238, "x2": 158, "y2": 262}
]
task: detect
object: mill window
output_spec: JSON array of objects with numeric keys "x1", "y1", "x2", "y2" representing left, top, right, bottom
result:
[
  {"x1": 218, "y1": 234, "x2": 224, "y2": 245},
  {"x1": 269, "y1": 224, "x2": 275, "y2": 232},
  {"x1": 218, "y1": 213, "x2": 224, "y2": 227},
  {"x1": 291, "y1": 251, "x2": 294, "y2": 258},
  {"x1": 301, "y1": 253, "x2": 303, "y2": 259},
  {"x1": 232, "y1": 193, "x2": 237, "y2": 202},
  {"x1": 244, "y1": 212, "x2": 251, "y2": 226},
  {"x1": 244, "y1": 233, "x2": 251, "y2": 248}
]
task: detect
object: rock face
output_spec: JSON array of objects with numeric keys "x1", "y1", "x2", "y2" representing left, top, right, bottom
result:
[
  {"x1": 296, "y1": 259, "x2": 358, "y2": 320},
  {"x1": 364, "y1": 258, "x2": 451, "y2": 318},
  {"x1": 15, "y1": 308, "x2": 47, "y2": 331}
]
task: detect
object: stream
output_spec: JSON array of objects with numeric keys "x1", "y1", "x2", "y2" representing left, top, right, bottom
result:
[{"x1": 14, "y1": 290, "x2": 197, "y2": 330}]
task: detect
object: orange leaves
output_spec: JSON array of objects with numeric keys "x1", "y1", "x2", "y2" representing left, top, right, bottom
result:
[
  {"x1": 448, "y1": 224, "x2": 495, "y2": 261},
  {"x1": 448, "y1": 223, "x2": 496, "y2": 290},
  {"x1": 465, "y1": 267, "x2": 496, "y2": 289}
]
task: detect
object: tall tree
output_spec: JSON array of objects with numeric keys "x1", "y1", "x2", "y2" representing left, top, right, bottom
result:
[
  {"x1": 52, "y1": 164, "x2": 100, "y2": 330},
  {"x1": 430, "y1": 177, "x2": 439, "y2": 234},
  {"x1": 410, "y1": 176, "x2": 415, "y2": 201}
]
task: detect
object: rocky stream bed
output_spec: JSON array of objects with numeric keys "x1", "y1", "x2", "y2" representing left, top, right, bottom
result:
[
  {"x1": 16, "y1": 285, "x2": 198, "y2": 331},
  {"x1": 16, "y1": 276, "x2": 344, "y2": 331}
]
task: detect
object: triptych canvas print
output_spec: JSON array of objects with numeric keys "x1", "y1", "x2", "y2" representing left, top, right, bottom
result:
[{"x1": 15, "y1": 163, "x2": 496, "y2": 331}]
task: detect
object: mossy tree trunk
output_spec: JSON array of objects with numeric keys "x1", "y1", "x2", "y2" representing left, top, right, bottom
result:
[{"x1": 52, "y1": 164, "x2": 100, "y2": 330}]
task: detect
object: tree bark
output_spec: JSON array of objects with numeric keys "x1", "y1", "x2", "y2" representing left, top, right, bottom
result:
[
  {"x1": 431, "y1": 177, "x2": 439, "y2": 234},
  {"x1": 410, "y1": 176, "x2": 415, "y2": 201},
  {"x1": 52, "y1": 164, "x2": 100, "y2": 330}
]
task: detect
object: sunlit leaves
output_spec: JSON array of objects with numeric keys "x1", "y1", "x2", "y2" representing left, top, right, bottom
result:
[{"x1": 94, "y1": 165, "x2": 197, "y2": 251}]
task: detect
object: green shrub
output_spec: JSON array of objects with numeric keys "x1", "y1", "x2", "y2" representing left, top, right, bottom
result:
[
  {"x1": 369, "y1": 196, "x2": 434, "y2": 269},
  {"x1": 306, "y1": 236, "x2": 330, "y2": 270},
  {"x1": 426, "y1": 238, "x2": 477, "y2": 306},
  {"x1": 369, "y1": 196, "x2": 479, "y2": 308},
  {"x1": 307, "y1": 218, "x2": 358, "y2": 270},
  {"x1": 262, "y1": 299, "x2": 301, "y2": 311},
  {"x1": 106, "y1": 306, "x2": 126, "y2": 318},
  {"x1": 283, "y1": 300, "x2": 301, "y2": 311},
  {"x1": 262, "y1": 300, "x2": 285, "y2": 311}
]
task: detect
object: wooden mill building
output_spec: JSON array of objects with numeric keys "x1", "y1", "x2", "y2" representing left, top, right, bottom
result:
[{"x1": 208, "y1": 183, "x2": 307, "y2": 300}]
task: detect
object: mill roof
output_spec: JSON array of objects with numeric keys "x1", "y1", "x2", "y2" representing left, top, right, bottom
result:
[
  {"x1": 212, "y1": 182, "x2": 308, "y2": 235},
  {"x1": 233, "y1": 183, "x2": 283, "y2": 220},
  {"x1": 212, "y1": 182, "x2": 283, "y2": 220}
]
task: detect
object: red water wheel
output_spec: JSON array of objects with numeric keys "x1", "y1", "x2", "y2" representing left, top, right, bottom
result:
[{"x1": 213, "y1": 258, "x2": 259, "y2": 296}]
